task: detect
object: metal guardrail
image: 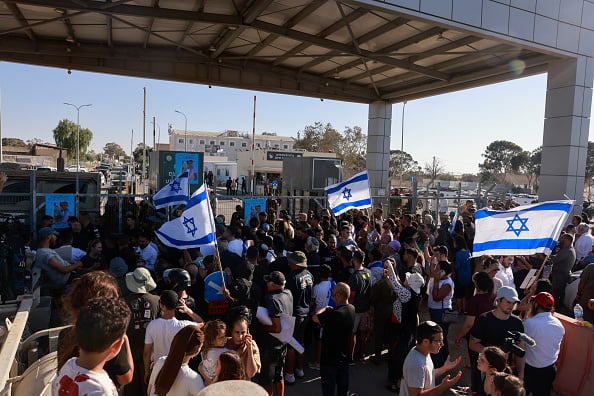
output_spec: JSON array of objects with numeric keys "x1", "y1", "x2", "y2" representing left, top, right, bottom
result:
[{"x1": 0, "y1": 295, "x2": 33, "y2": 390}]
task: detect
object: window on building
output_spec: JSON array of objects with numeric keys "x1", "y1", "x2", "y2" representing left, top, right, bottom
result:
[
  {"x1": 189, "y1": 139, "x2": 193, "y2": 144},
  {"x1": 229, "y1": 142, "x2": 235, "y2": 147},
  {"x1": 274, "y1": 144, "x2": 279, "y2": 148},
  {"x1": 241, "y1": 142, "x2": 247, "y2": 147},
  {"x1": 210, "y1": 140, "x2": 215, "y2": 145},
  {"x1": 178, "y1": 139, "x2": 184, "y2": 144},
  {"x1": 199, "y1": 140, "x2": 205, "y2": 145},
  {"x1": 283, "y1": 145, "x2": 288, "y2": 149},
  {"x1": 256, "y1": 143, "x2": 261, "y2": 148},
  {"x1": 220, "y1": 141, "x2": 225, "y2": 146}
]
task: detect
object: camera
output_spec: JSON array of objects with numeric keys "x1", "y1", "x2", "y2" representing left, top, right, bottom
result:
[{"x1": 502, "y1": 331, "x2": 536, "y2": 358}]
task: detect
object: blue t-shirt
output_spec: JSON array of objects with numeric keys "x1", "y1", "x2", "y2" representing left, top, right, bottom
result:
[{"x1": 455, "y1": 250, "x2": 472, "y2": 286}]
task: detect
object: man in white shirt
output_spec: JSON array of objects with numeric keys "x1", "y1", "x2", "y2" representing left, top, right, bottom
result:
[
  {"x1": 224, "y1": 226, "x2": 244, "y2": 258},
  {"x1": 495, "y1": 255, "x2": 515, "y2": 289},
  {"x1": 401, "y1": 321, "x2": 462, "y2": 396},
  {"x1": 138, "y1": 232, "x2": 158, "y2": 272},
  {"x1": 143, "y1": 290, "x2": 203, "y2": 384},
  {"x1": 574, "y1": 223, "x2": 594, "y2": 262},
  {"x1": 521, "y1": 292, "x2": 565, "y2": 396}
]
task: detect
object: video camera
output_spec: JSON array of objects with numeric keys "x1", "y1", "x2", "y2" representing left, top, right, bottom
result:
[{"x1": 502, "y1": 331, "x2": 536, "y2": 358}]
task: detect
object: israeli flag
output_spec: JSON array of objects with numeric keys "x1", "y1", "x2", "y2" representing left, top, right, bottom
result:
[
  {"x1": 156, "y1": 183, "x2": 216, "y2": 252},
  {"x1": 325, "y1": 170, "x2": 372, "y2": 216},
  {"x1": 153, "y1": 172, "x2": 189, "y2": 209},
  {"x1": 472, "y1": 200, "x2": 574, "y2": 257}
]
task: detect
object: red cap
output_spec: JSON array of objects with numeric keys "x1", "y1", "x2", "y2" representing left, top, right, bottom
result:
[{"x1": 532, "y1": 292, "x2": 555, "y2": 309}]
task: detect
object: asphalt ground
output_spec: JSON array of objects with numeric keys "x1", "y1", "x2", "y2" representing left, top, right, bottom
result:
[{"x1": 284, "y1": 306, "x2": 471, "y2": 396}]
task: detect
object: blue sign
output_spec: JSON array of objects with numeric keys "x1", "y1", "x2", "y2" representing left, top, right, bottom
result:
[
  {"x1": 204, "y1": 271, "x2": 228, "y2": 302},
  {"x1": 272, "y1": 180, "x2": 278, "y2": 189},
  {"x1": 244, "y1": 197, "x2": 267, "y2": 221},
  {"x1": 46, "y1": 194, "x2": 75, "y2": 229}
]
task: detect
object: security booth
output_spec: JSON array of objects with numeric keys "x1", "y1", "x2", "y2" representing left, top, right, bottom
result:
[{"x1": 282, "y1": 157, "x2": 342, "y2": 214}]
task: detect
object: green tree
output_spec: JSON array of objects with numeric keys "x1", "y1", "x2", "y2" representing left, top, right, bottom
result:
[
  {"x1": 585, "y1": 142, "x2": 594, "y2": 196},
  {"x1": 479, "y1": 140, "x2": 524, "y2": 181},
  {"x1": 340, "y1": 126, "x2": 367, "y2": 176},
  {"x1": 294, "y1": 122, "x2": 341, "y2": 153},
  {"x1": 2, "y1": 137, "x2": 26, "y2": 147},
  {"x1": 133, "y1": 143, "x2": 153, "y2": 167},
  {"x1": 518, "y1": 147, "x2": 541, "y2": 193},
  {"x1": 52, "y1": 119, "x2": 93, "y2": 160},
  {"x1": 103, "y1": 142, "x2": 127, "y2": 159},
  {"x1": 389, "y1": 149, "x2": 420, "y2": 179}
]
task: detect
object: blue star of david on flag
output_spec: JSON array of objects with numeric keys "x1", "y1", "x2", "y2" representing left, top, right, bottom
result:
[
  {"x1": 342, "y1": 187, "x2": 352, "y2": 201},
  {"x1": 506, "y1": 214, "x2": 529, "y2": 236},
  {"x1": 169, "y1": 180, "x2": 183, "y2": 193},
  {"x1": 183, "y1": 216, "x2": 198, "y2": 237}
]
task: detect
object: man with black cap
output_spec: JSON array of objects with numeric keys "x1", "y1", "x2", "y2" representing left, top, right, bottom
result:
[
  {"x1": 521, "y1": 292, "x2": 565, "y2": 396},
  {"x1": 285, "y1": 251, "x2": 314, "y2": 385},
  {"x1": 143, "y1": 289, "x2": 203, "y2": 385},
  {"x1": 255, "y1": 270, "x2": 293, "y2": 396},
  {"x1": 123, "y1": 267, "x2": 159, "y2": 395}
]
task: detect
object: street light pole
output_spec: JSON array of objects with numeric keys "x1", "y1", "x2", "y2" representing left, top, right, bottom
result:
[
  {"x1": 400, "y1": 101, "x2": 407, "y2": 190},
  {"x1": 64, "y1": 102, "x2": 91, "y2": 218},
  {"x1": 175, "y1": 110, "x2": 188, "y2": 152}
]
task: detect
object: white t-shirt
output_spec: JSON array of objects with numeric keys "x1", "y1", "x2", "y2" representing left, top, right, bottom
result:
[
  {"x1": 312, "y1": 280, "x2": 334, "y2": 311},
  {"x1": 427, "y1": 277, "x2": 454, "y2": 310},
  {"x1": 145, "y1": 318, "x2": 198, "y2": 362},
  {"x1": 201, "y1": 347, "x2": 232, "y2": 380},
  {"x1": 523, "y1": 312, "x2": 565, "y2": 368},
  {"x1": 400, "y1": 348, "x2": 434, "y2": 396},
  {"x1": 52, "y1": 357, "x2": 118, "y2": 396},
  {"x1": 148, "y1": 356, "x2": 204, "y2": 396},
  {"x1": 575, "y1": 233, "x2": 594, "y2": 261},
  {"x1": 141, "y1": 244, "x2": 158, "y2": 271},
  {"x1": 495, "y1": 263, "x2": 515, "y2": 289}
]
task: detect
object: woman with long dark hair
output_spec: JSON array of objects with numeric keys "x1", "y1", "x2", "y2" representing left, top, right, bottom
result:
[{"x1": 148, "y1": 325, "x2": 204, "y2": 395}]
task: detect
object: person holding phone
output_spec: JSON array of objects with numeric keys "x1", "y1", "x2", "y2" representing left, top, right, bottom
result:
[{"x1": 225, "y1": 307, "x2": 261, "y2": 379}]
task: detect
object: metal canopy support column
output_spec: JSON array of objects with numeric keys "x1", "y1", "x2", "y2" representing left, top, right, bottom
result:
[
  {"x1": 539, "y1": 56, "x2": 594, "y2": 212},
  {"x1": 366, "y1": 101, "x2": 392, "y2": 209}
]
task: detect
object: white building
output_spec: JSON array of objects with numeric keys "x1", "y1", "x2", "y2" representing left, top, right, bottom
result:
[{"x1": 168, "y1": 130, "x2": 296, "y2": 160}]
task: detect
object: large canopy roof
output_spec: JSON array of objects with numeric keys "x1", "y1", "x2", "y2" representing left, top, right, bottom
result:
[{"x1": 0, "y1": 0, "x2": 564, "y2": 103}]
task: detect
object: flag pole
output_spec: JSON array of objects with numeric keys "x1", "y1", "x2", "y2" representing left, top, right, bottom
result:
[{"x1": 203, "y1": 183, "x2": 227, "y2": 291}]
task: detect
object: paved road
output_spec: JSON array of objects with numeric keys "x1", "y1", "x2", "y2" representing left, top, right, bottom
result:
[{"x1": 285, "y1": 309, "x2": 471, "y2": 396}]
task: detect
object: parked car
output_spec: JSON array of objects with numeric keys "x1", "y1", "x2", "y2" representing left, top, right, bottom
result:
[{"x1": 65, "y1": 165, "x2": 88, "y2": 172}]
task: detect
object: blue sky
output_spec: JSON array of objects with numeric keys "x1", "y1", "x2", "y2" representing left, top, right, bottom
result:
[{"x1": 0, "y1": 61, "x2": 576, "y2": 174}]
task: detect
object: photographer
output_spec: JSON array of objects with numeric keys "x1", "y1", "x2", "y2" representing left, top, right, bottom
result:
[
  {"x1": 521, "y1": 292, "x2": 565, "y2": 396},
  {"x1": 469, "y1": 287, "x2": 525, "y2": 380}
]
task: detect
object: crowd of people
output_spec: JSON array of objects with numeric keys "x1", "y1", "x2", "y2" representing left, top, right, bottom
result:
[{"x1": 27, "y1": 197, "x2": 594, "y2": 396}]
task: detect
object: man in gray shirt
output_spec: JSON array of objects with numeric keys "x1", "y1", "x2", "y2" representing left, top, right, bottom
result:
[
  {"x1": 551, "y1": 233, "x2": 576, "y2": 310},
  {"x1": 401, "y1": 321, "x2": 461, "y2": 396}
]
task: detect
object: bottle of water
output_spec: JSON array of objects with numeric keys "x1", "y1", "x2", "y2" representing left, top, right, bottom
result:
[{"x1": 574, "y1": 303, "x2": 584, "y2": 322}]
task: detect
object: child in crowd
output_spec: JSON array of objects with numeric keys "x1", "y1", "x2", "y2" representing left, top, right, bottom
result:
[
  {"x1": 477, "y1": 346, "x2": 510, "y2": 396},
  {"x1": 214, "y1": 352, "x2": 248, "y2": 383},
  {"x1": 198, "y1": 319, "x2": 231, "y2": 384},
  {"x1": 52, "y1": 297, "x2": 131, "y2": 395},
  {"x1": 310, "y1": 264, "x2": 335, "y2": 370}
]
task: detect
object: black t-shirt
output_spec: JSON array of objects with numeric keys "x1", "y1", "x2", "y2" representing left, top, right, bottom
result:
[
  {"x1": 269, "y1": 256, "x2": 290, "y2": 278},
  {"x1": 286, "y1": 268, "x2": 313, "y2": 317},
  {"x1": 470, "y1": 310, "x2": 524, "y2": 349},
  {"x1": 347, "y1": 268, "x2": 373, "y2": 313},
  {"x1": 318, "y1": 304, "x2": 356, "y2": 366},
  {"x1": 335, "y1": 265, "x2": 355, "y2": 285},
  {"x1": 124, "y1": 292, "x2": 160, "y2": 361}
]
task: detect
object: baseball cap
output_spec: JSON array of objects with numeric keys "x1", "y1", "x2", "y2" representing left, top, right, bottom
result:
[
  {"x1": 388, "y1": 240, "x2": 401, "y2": 252},
  {"x1": 496, "y1": 286, "x2": 520, "y2": 303},
  {"x1": 264, "y1": 271, "x2": 286, "y2": 286},
  {"x1": 38, "y1": 227, "x2": 59, "y2": 239},
  {"x1": 109, "y1": 257, "x2": 128, "y2": 278},
  {"x1": 406, "y1": 272, "x2": 425, "y2": 294},
  {"x1": 531, "y1": 292, "x2": 554, "y2": 309},
  {"x1": 287, "y1": 251, "x2": 307, "y2": 267},
  {"x1": 125, "y1": 267, "x2": 157, "y2": 294},
  {"x1": 159, "y1": 289, "x2": 180, "y2": 310}
]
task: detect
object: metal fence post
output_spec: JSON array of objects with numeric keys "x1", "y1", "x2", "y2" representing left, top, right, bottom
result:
[
  {"x1": 412, "y1": 179, "x2": 418, "y2": 214},
  {"x1": 457, "y1": 182, "x2": 462, "y2": 213},
  {"x1": 30, "y1": 171, "x2": 37, "y2": 236},
  {"x1": 118, "y1": 195, "x2": 123, "y2": 233}
]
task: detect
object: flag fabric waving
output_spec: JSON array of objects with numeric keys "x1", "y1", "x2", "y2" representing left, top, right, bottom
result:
[
  {"x1": 325, "y1": 170, "x2": 372, "y2": 216},
  {"x1": 472, "y1": 200, "x2": 574, "y2": 257},
  {"x1": 156, "y1": 183, "x2": 216, "y2": 253},
  {"x1": 153, "y1": 172, "x2": 189, "y2": 209}
]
